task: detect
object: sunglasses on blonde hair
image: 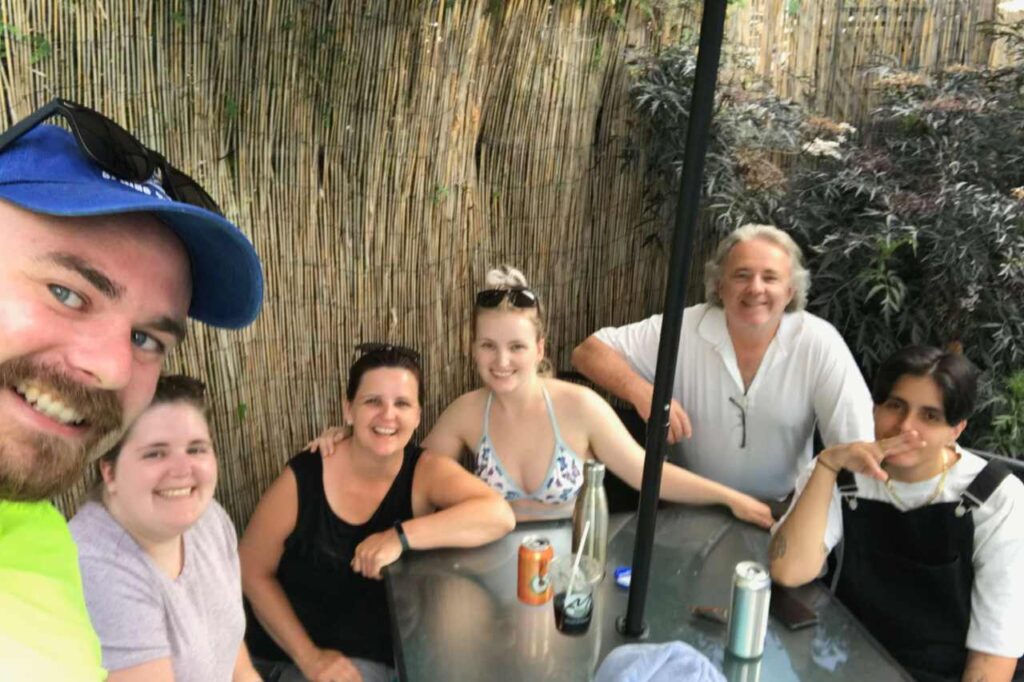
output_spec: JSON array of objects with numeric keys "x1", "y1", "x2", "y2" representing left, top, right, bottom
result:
[{"x1": 475, "y1": 288, "x2": 538, "y2": 309}]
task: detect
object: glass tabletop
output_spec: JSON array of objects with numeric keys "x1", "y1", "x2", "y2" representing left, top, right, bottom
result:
[{"x1": 385, "y1": 506, "x2": 912, "y2": 681}]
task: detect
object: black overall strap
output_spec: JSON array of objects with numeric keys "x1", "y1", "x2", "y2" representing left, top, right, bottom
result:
[
  {"x1": 955, "y1": 461, "x2": 1011, "y2": 517},
  {"x1": 836, "y1": 468, "x2": 858, "y2": 509}
]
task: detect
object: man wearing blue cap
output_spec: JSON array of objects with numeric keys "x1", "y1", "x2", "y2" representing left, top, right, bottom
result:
[{"x1": 0, "y1": 99, "x2": 263, "y2": 680}]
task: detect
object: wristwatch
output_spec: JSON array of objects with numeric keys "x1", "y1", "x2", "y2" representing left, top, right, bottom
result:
[{"x1": 393, "y1": 520, "x2": 411, "y2": 552}]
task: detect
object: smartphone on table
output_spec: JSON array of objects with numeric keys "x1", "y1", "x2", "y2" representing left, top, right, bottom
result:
[{"x1": 770, "y1": 584, "x2": 819, "y2": 630}]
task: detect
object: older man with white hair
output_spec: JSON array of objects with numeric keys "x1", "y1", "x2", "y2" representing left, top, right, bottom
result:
[{"x1": 572, "y1": 224, "x2": 873, "y2": 506}]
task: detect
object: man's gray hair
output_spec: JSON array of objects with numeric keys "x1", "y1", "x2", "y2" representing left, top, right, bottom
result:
[{"x1": 703, "y1": 224, "x2": 809, "y2": 312}]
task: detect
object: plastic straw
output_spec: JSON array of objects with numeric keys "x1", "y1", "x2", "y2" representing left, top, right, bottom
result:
[{"x1": 566, "y1": 520, "x2": 591, "y2": 599}]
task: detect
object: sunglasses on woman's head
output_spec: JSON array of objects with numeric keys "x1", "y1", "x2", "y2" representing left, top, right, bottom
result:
[
  {"x1": 355, "y1": 342, "x2": 422, "y2": 363},
  {"x1": 0, "y1": 98, "x2": 222, "y2": 215},
  {"x1": 475, "y1": 288, "x2": 538, "y2": 309}
]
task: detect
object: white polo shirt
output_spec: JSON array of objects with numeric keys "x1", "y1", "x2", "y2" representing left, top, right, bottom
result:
[{"x1": 594, "y1": 304, "x2": 874, "y2": 499}]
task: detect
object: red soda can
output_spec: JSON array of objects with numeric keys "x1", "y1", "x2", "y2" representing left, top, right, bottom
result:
[{"x1": 518, "y1": 536, "x2": 554, "y2": 605}]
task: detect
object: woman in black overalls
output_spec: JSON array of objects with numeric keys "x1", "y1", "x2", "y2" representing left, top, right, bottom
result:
[{"x1": 770, "y1": 346, "x2": 1023, "y2": 682}]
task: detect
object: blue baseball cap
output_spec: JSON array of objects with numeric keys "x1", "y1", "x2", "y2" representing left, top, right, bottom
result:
[{"x1": 0, "y1": 124, "x2": 263, "y2": 329}]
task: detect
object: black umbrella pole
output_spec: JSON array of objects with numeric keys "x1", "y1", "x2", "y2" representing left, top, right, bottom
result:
[{"x1": 619, "y1": 0, "x2": 730, "y2": 638}]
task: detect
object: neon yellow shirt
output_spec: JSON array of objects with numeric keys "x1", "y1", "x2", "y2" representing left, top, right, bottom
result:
[{"x1": 0, "y1": 500, "x2": 106, "y2": 681}]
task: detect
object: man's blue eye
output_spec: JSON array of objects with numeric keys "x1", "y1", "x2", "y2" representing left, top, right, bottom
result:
[
  {"x1": 48, "y1": 284, "x2": 86, "y2": 310},
  {"x1": 131, "y1": 330, "x2": 164, "y2": 353}
]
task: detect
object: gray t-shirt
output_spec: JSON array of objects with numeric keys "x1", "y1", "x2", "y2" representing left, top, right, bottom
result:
[{"x1": 69, "y1": 500, "x2": 245, "y2": 681}]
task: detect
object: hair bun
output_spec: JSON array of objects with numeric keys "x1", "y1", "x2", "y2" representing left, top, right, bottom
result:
[{"x1": 484, "y1": 265, "x2": 529, "y2": 290}]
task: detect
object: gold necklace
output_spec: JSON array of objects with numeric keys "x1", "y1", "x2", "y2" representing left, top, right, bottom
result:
[{"x1": 884, "y1": 449, "x2": 951, "y2": 510}]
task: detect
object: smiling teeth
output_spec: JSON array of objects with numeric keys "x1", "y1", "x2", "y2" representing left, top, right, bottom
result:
[
  {"x1": 492, "y1": 370, "x2": 514, "y2": 377},
  {"x1": 14, "y1": 382, "x2": 85, "y2": 425},
  {"x1": 157, "y1": 488, "x2": 192, "y2": 498},
  {"x1": 372, "y1": 427, "x2": 397, "y2": 436}
]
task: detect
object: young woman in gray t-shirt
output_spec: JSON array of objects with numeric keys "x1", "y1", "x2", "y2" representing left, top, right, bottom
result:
[{"x1": 69, "y1": 375, "x2": 262, "y2": 682}]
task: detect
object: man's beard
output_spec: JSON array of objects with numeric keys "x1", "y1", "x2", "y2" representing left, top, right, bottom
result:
[{"x1": 0, "y1": 358, "x2": 122, "y2": 501}]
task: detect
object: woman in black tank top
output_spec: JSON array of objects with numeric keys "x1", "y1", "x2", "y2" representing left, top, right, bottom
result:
[{"x1": 239, "y1": 345, "x2": 515, "y2": 682}]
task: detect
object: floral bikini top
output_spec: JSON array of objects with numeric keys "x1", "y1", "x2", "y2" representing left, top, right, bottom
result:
[{"x1": 474, "y1": 387, "x2": 585, "y2": 505}]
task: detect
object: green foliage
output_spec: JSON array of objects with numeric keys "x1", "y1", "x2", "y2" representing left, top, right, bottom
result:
[
  {"x1": 782, "y1": 62, "x2": 1024, "y2": 449},
  {"x1": 432, "y1": 184, "x2": 450, "y2": 204},
  {"x1": 628, "y1": 30, "x2": 1024, "y2": 454},
  {"x1": 1, "y1": 23, "x2": 52, "y2": 64},
  {"x1": 983, "y1": 372, "x2": 1024, "y2": 455},
  {"x1": 224, "y1": 96, "x2": 240, "y2": 122},
  {"x1": 30, "y1": 34, "x2": 52, "y2": 63},
  {"x1": 625, "y1": 43, "x2": 805, "y2": 237}
]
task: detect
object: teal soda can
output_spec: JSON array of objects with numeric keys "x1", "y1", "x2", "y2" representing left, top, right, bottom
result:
[{"x1": 726, "y1": 561, "x2": 771, "y2": 659}]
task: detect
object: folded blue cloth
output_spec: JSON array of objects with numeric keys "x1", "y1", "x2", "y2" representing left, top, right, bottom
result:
[{"x1": 595, "y1": 641, "x2": 726, "y2": 682}]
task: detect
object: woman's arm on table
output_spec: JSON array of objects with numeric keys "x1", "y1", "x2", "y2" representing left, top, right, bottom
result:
[
  {"x1": 352, "y1": 454, "x2": 515, "y2": 579},
  {"x1": 238, "y1": 469, "x2": 360, "y2": 682},
  {"x1": 576, "y1": 386, "x2": 773, "y2": 528}
]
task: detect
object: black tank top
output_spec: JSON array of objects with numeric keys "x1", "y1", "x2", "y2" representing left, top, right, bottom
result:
[{"x1": 246, "y1": 444, "x2": 422, "y2": 665}]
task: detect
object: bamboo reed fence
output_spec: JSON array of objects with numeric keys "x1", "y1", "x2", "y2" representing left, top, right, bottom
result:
[{"x1": 0, "y1": 0, "x2": 1011, "y2": 527}]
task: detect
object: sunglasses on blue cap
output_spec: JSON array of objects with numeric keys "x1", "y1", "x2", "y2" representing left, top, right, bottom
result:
[{"x1": 0, "y1": 98, "x2": 221, "y2": 215}]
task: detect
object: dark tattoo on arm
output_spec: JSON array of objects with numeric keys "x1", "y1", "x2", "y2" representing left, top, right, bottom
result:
[{"x1": 768, "y1": 533, "x2": 787, "y2": 561}]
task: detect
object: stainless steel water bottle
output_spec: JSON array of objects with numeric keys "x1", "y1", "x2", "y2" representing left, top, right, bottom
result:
[{"x1": 572, "y1": 460, "x2": 609, "y2": 575}]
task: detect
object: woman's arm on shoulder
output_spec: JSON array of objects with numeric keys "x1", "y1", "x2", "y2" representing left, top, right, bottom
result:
[
  {"x1": 237, "y1": 467, "x2": 323, "y2": 677},
  {"x1": 408, "y1": 452, "x2": 516, "y2": 547},
  {"x1": 422, "y1": 390, "x2": 481, "y2": 459}
]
